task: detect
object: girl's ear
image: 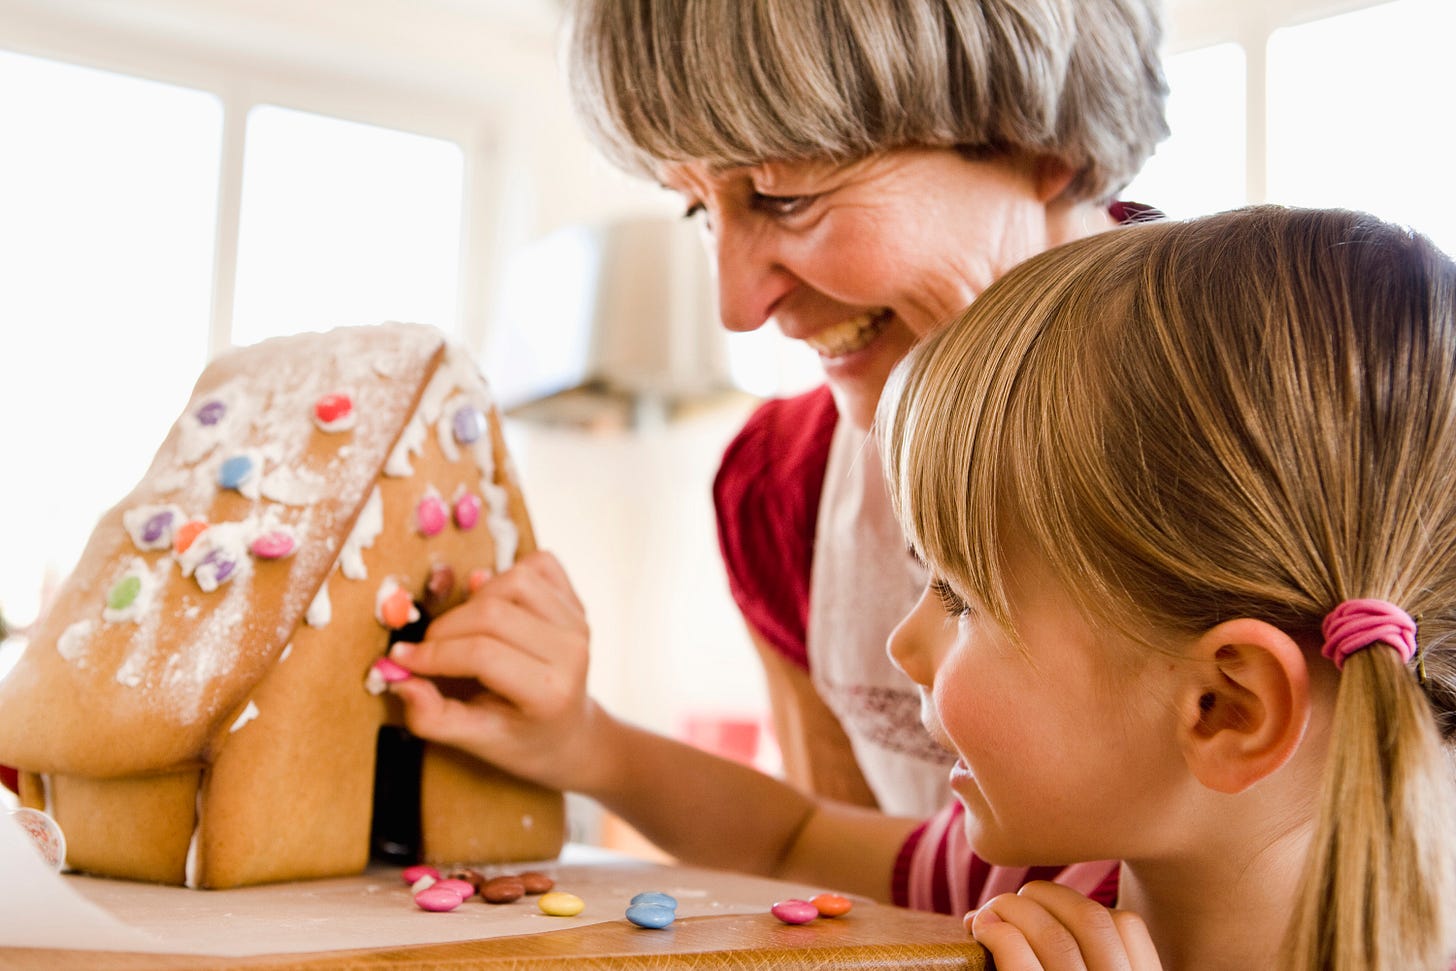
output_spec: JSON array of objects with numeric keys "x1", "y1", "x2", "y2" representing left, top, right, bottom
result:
[{"x1": 1177, "y1": 618, "x2": 1312, "y2": 794}]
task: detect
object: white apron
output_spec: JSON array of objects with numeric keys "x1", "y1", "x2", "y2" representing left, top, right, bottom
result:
[{"x1": 807, "y1": 421, "x2": 955, "y2": 818}]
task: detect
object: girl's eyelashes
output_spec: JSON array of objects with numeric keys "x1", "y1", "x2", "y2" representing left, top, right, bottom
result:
[
  {"x1": 930, "y1": 578, "x2": 971, "y2": 617},
  {"x1": 681, "y1": 201, "x2": 705, "y2": 221}
]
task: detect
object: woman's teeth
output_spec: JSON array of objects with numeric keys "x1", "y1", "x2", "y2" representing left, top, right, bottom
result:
[{"x1": 805, "y1": 311, "x2": 890, "y2": 358}]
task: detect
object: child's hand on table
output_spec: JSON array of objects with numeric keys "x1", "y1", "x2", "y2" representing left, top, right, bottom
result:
[{"x1": 967, "y1": 881, "x2": 1162, "y2": 970}]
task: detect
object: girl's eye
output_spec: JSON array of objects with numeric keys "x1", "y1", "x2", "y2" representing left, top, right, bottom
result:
[
  {"x1": 681, "y1": 201, "x2": 705, "y2": 221},
  {"x1": 751, "y1": 192, "x2": 814, "y2": 218},
  {"x1": 930, "y1": 578, "x2": 971, "y2": 617}
]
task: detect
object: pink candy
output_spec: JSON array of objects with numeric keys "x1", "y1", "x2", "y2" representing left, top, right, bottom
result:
[
  {"x1": 249, "y1": 531, "x2": 295, "y2": 559},
  {"x1": 416, "y1": 495, "x2": 448, "y2": 537},
  {"x1": 434, "y1": 878, "x2": 476, "y2": 898},
  {"x1": 372, "y1": 657, "x2": 412, "y2": 684},
  {"x1": 401, "y1": 864, "x2": 439, "y2": 885},
  {"x1": 414, "y1": 886, "x2": 464, "y2": 912},
  {"x1": 770, "y1": 899, "x2": 820, "y2": 925},
  {"x1": 453, "y1": 492, "x2": 482, "y2": 530}
]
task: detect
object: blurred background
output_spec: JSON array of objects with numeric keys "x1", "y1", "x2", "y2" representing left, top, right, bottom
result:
[{"x1": 0, "y1": 0, "x2": 1452, "y2": 848}]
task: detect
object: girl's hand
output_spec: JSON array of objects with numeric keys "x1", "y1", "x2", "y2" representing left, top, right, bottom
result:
[
  {"x1": 966, "y1": 881, "x2": 1162, "y2": 971},
  {"x1": 386, "y1": 551, "x2": 607, "y2": 793}
]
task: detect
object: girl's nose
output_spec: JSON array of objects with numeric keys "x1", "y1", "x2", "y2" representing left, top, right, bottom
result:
[{"x1": 888, "y1": 584, "x2": 941, "y2": 688}]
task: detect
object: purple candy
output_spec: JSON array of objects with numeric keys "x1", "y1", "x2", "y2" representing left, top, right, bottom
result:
[
  {"x1": 452, "y1": 406, "x2": 487, "y2": 445},
  {"x1": 196, "y1": 399, "x2": 226, "y2": 426},
  {"x1": 203, "y1": 550, "x2": 236, "y2": 584},
  {"x1": 141, "y1": 510, "x2": 175, "y2": 544}
]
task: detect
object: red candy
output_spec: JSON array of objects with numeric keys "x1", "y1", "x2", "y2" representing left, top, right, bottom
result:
[{"x1": 313, "y1": 392, "x2": 353, "y2": 426}]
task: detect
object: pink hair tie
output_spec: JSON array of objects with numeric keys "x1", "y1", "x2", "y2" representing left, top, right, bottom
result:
[{"x1": 1320, "y1": 598, "x2": 1418, "y2": 671}]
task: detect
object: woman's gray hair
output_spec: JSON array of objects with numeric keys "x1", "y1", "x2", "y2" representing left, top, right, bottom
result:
[{"x1": 566, "y1": 0, "x2": 1169, "y2": 203}]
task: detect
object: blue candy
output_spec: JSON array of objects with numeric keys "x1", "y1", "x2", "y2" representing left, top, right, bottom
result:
[
  {"x1": 625, "y1": 903, "x2": 675, "y2": 929},
  {"x1": 629, "y1": 891, "x2": 678, "y2": 910},
  {"x1": 218, "y1": 454, "x2": 255, "y2": 490}
]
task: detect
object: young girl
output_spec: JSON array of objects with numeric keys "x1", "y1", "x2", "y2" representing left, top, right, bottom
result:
[{"x1": 388, "y1": 206, "x2": 1456, "y2": 969}]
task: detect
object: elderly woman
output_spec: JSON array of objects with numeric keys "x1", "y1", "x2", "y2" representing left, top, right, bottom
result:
[
  {"x1": 389, "y1": 0, "x2": 1168, "y2": 912},
  {"x1": 571, "y1": 0, "x2": 1168, "y2": 817}
]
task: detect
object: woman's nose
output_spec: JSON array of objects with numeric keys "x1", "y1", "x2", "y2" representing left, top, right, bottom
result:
[
  {"x1": 709, "y1": 212, "x2": 793, "y2": 333},
  {"x1": 888, "y1": 585, "x2": 940, "y2": 688}
]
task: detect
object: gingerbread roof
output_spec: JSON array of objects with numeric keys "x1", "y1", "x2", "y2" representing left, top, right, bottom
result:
[{"x1": 0, "y1": 324, "x2": 511, "y2": 778}]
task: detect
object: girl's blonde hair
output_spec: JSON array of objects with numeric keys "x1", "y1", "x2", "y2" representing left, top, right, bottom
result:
[
  {"x1": 565, "y1": 0, "x2": 1168, "y2": 203},
  {"x1": 880, "y1": 206, "x2": 1456, "y2": 969}
]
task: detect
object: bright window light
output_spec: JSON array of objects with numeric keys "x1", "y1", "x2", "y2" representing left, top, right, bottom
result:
[
  {"x1": 1268, "y1": 0, "x2": 1456, "y2": 256},
  {"x1": 1123, "y1": 42, "x2": 1247, "y2": 219},
  {"x1": 0, "y1": 51, "x2": 220, "y2": 631},
  {"x1": 231, "y1": 105, "x2": 465, "y2": 345}
]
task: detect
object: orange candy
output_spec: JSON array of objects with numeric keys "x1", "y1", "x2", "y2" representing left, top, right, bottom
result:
[
  {"x1": 379, "y1": 588, "x2": 417, "y2": 629},
  {"x1": 811, "y1": 892, "x2": 853, "y2": 918},
  {"x1": 173, "y1": 520, "x2": 208, "y2": 554}
]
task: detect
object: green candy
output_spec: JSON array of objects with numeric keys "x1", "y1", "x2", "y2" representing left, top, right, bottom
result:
[{"x1": 107, "y1": 575, "x2": 142, "y2": 611}]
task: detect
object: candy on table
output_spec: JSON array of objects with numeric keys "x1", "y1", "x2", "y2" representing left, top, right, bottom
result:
[
  {"x1": 401, "y1": 864, "x2": 441, "y2": 885},
  {"x1": 537, "y1": 891, "x2": 586, "y2": 917},
  {"x1": 481, "y1": 875, "x2": 525, "y2": 903},
  {"x1": 625, "y1": 891, "x2": 678, "y2": 930},
  {"x1": 518, "y1": 870, "x2": 555, "y2": 894},
  {"x1": 414, "y1": 885, "x2": 464, "y2": 912},
  {"x1": 629, "y1": 891, "x2": 677, "y2": 909},
  {"x1": 434, "y1": 878, "x2": 476, "y2": 899},
  {"x1": 811, "y1": 892, "x2": 853, "y2": 917},
  {"x1": 770, "y1": 899, "x2": 820, "y2": 925},
  {"x1": 8, "y1": 808, "x2": 65, "y2": 871}
]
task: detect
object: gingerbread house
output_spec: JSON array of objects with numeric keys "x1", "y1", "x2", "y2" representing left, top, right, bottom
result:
[{"x1": 0, "y1": 323, "x2": 564, "y2": 888}]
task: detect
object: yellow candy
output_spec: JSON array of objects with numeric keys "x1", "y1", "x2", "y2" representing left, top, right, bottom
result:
[{"x1": 537, "y1": 891, "x2": 585, "y2": 917}]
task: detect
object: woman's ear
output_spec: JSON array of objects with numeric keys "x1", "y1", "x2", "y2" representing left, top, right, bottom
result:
[
  {"x1": 1177, "y1": 618, "x2": 1312, "y2": 794},
  {"x1": 1032, "y1": 156, "x2": 1077, "y2": 204}
]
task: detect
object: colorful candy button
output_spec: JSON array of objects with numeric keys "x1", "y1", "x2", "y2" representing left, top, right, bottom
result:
[
  {"x1": 313, "y1": 392, "x2": 355, "y2": 431},
  {"x1": 401, "y1": 864, "x2": 439, "y2": 885},
  {"x1": 218, "y1": 454, "x2": 255, "y2": 491},
  {"x1": 140, "y1": 510, "x2": 176, "y2": 546},
  {"x1": 106, "y1": 575, "x2": 142, "y2": 612},
  {"x1": 434, "y1": 878, "x2": 476, "y2": 899},
  {"x1": 811, "y1": 892, "x2": 853, "y2": 917},
  {"x1": 249, "y1": 531, "x2": 295, "y2": 559},
  {"x1": 770, "y1": 899, "x2": 819, "y2": 925},
  {"x1": 626, "y1": 903, "x2": 675, "y2": 929},
  {"x1": 518, "y1": 871, "x2": 555, "y2": 894},
  {"x1": 630, "y1": 891, "x2": 678, "y2": 909},
  {"x1": 365, "y1": 656, "x2": 412, "y2": 695},
  {"x1": 378, "y1": 587, "x2": 418, "y2": 630},
  {"x1": 538, "y1": 891, "x2": 585, "y2": 917},
  {"x1": 453, "y1": 492, "x2": 481, "y2": 530},
  {"x1": 481, "y1": 875, "x2": 525, "y2": 903},
  {"x1": 174, "y1": 520, "x2": 208, "y2": 554},
  {"x1": 195, "y1": 399, "x2": 226, "y2": 426},
  {"x1": 416, "y1": 495, "x2": 448, "y2": 537},
  {"x1": 414, "y1": 886, "x2": 464, "y2": 912},
  {"x1": 452, "y1": 405, "x2": 487, "y2": 445}
]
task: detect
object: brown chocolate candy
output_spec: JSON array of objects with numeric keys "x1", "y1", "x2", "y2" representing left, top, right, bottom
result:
[
  {"x1": 481, "y1": 875, "x2": 526, "y2": 903},
  {"x1": 518, "y1": 870, "x2": 555, "y2": 894}
]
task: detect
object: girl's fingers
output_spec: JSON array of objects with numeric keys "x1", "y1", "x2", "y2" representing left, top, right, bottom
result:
[
  {"x1": 970, "y1": 882, "x2": 1157, "y2": 971},
  {"x1": 391, "y1": 633, "x2": 580, "y2": 718},
  {"x1": 967, "y1": 906, "x2": 1055, "y2": 971},
  {"x1": 427, "y1": 567, "x2": 587, "y2": 661}
]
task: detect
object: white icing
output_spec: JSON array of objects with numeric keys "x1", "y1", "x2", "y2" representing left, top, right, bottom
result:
[
  {"x1": 102, "y1": 557, "x2": 164, "y2": 623},
  {"x1": 384, "y1": 414, "x2": 427, "y2": 477},
  {"x1": 176, "y1": 522, "x2": 254, "y2": 593},
  {"x1": 185, "y1": 788, "x2": 201, "y2": 889},
  {"x1": 279, "y1": 642, "x2": 293, "y2": 662},
  {"x1": 481, "y1": 480, "x2": 519, "y2": 572},
  {"x1": 57, "y1": 620, "x2": 95, "y2": 662},
  {"x1": 121, "y1": 504, "x2": 187, "y2": 551},
  {"x1": 229, "y1": 700, "x2": 259, "y2": 732},
  {"x1": 339, "y1": 488, "x2": 383, "y2": 580},
  {"x1": 305, "y1": 578, "x2": 332, "y2": 628},
  {"x1": 259, "y1": 465, "x2": 325, "y2": 506},
  {"x1": 364, "y1": 666, "x2": 388, "y2": 696}
]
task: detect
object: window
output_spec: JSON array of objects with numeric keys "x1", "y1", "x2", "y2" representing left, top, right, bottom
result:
[
  {"x1": 1267, "y1": 0, "x2": 1456, "y2": 256},
  {"x1": 0, "y1": 52, "x2": 220, "y2": 631},
  {"x1": 232, "y1": 106, "x2": 465, "y2": 345}
]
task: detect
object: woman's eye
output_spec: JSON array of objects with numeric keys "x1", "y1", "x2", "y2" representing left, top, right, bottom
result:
[
  {"x1": 930, "y1": 578, "x2": 971, "y2": 617},
  {"x1": 681, "y1": 201, "x2": 705, "y2": 221},
  {"x1": 751, "y1": 192, "x2": 814, "y2": 217}
]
